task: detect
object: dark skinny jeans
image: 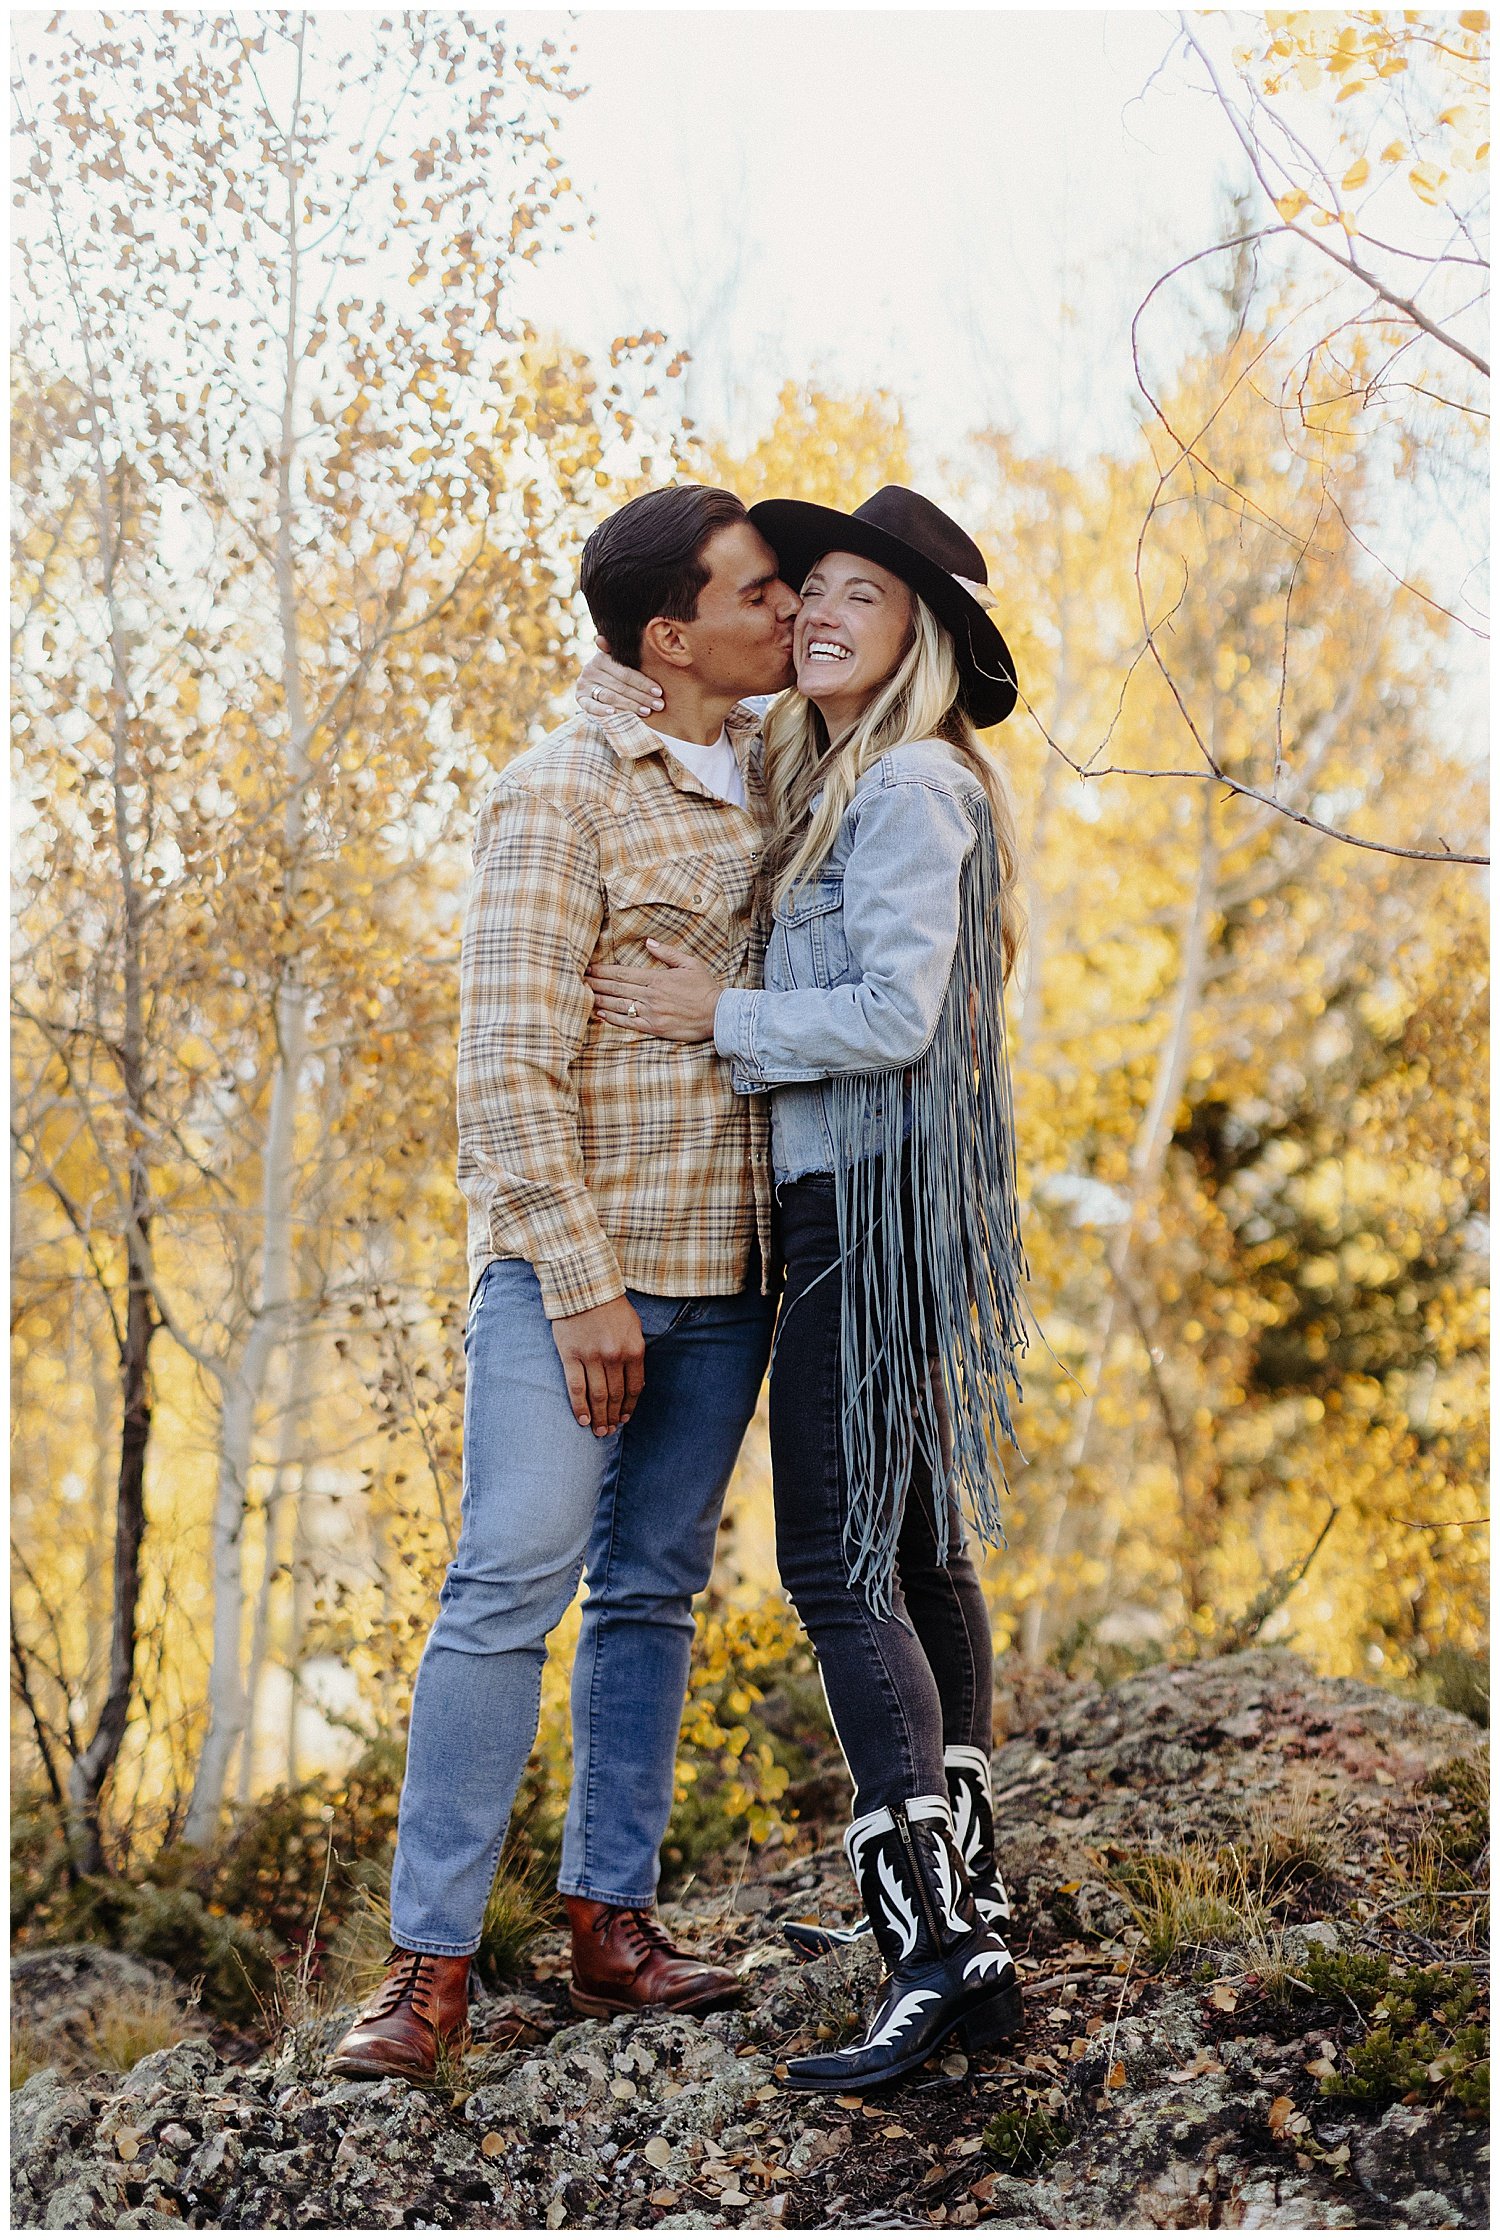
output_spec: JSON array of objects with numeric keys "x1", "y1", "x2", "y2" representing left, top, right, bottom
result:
[{"x1": 769, "y1": 1174, "x2": 995, "y2": 1818}]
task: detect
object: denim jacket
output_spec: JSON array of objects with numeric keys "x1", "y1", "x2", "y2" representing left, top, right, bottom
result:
[{"x1": 713, "y1": 740, "x2": 987, "y2": 1183}]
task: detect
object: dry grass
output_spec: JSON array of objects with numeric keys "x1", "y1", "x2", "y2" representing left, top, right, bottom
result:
[
  {"x1": 1105, "y1": 1843, "x2": 1269, "y2": 1970},
  {"x1": 11, "y1": 1979, "x2": 197, "y2": 2090},
  {"x1": 1101, "y1": 1774, "x2": 1346, "y2": 1973},
  {"x1": 1387, "y1": 1825, "x2": 1492, "y2": 1945},
  {"x1": 473, "y1": 1846, "x2": 558, "y2": 1989},
  {"x1": 1241, "y1": 1774, "x2": 1338, "y2": 1895},
  {"x1": 1239, "y1": 1917, "x2": 1317, "y2": 2005}
]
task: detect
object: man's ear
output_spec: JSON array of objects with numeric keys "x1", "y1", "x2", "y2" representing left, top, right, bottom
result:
[{"x1": 640, "y1": 614, "x2": 696, "y2": 671}]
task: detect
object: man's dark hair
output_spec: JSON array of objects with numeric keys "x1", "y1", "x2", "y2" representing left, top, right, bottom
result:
[{"x1": 580, "y1": 485, "x2": 748, "y2": 667}]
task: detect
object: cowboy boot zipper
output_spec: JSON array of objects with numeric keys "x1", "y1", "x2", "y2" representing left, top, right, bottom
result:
[{"x1": 890, "y1": 1801, "x2": 944, "y2": 1953}]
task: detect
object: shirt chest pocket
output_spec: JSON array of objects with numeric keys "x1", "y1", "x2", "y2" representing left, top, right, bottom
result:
[
  {"x1": 604, "y1": 853, "x2": 733, "y2": 965},
  {"x1": 776, "y1": 876, "x2": 850, "y2": 990}
]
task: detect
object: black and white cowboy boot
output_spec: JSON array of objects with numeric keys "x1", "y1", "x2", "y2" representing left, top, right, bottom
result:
[
  {"x1": 783, "y1": 1794, "x2": 1022, "y2": 2093},
  {"x1": 781, "y1": 1745, "x2": 1014, "y2": 1960},
  {"x1": 945, "y1": 1744, "x2": 1013, "y2": 1933}
]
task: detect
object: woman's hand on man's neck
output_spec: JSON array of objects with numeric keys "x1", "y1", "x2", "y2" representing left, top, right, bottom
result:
[{"x1": 643, "y1": 670, "x2": 743, "y2": 747}]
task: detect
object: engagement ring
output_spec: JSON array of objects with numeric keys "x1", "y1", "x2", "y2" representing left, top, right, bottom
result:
[{"x1": 627, "y1": 1002, "x2": 638, "y2": 1017}]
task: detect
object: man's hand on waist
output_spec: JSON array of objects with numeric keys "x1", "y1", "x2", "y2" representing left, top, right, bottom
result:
[{"x1": 551, "y1": 1294, "x2": 646, "y2": 1436}]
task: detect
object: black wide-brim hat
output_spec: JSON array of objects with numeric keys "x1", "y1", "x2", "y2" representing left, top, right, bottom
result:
[{"x1": 748, "y1": 484, "x2": 1018, "y2": 728}]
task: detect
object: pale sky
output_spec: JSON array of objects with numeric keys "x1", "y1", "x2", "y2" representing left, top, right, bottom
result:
[
  {"x1": 501, "y1": 4, "x2": 1485, "y2": 733},
  {"x1": 509, "y1": 7, "x2": 1236, "y2": 469},
  {"x1": 14, "y1": 5, "x2": 1484, "y2": 720}
]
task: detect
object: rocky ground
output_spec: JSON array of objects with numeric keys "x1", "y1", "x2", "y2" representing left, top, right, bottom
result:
[{"x1": 11, "y1": 1650, "x2": 1489, "y2": 2230}]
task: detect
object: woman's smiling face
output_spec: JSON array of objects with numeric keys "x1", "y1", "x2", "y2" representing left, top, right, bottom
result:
[{"x1": 793, "y1": 550, "x2": 914, "y2": 732}]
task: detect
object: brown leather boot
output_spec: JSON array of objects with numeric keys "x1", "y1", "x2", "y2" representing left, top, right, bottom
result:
[
  {"x1": 328, "y1": 1948, "x2": 472, "y2": 2081},
  {"x1": 565, "y1": 1896, "x2": 741, "y2": 2019}
]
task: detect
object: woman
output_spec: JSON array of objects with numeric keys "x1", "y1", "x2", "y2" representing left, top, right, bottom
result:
[{"x1": 586, "y1": 487, "x2": 1028, "y2": 2090}]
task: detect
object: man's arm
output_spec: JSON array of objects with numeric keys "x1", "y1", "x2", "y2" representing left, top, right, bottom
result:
[{"x1": 457, "y1": 782, "x2": 645, "y2": 1434}]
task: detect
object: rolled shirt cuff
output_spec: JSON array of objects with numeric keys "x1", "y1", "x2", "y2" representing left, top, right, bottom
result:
[
  {"x1": 714, "y1": 986, "x2": 766, "y2": 1093},
  {"x1": 515, "y1": 1239, "x2": 627, "y2": 1321}
]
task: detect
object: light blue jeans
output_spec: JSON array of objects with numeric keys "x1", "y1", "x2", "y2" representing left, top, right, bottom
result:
[{"x1": 388, "y1": 1256, "x2": 774, "y2": 1955}]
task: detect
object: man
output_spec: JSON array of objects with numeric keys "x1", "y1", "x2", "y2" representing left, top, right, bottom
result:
[{"x1": 330, "y1": 486, "x2": 800, "y2": 2081}]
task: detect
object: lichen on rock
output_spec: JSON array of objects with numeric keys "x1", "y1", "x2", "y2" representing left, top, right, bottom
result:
[{"x1": 10, "y1": 1652, "x2": 1488, "y2": 2231}]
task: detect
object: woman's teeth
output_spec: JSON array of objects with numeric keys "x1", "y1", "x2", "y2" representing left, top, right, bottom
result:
[{"x1": 805, "y1": 641, "x2": 851, "y2": 662}]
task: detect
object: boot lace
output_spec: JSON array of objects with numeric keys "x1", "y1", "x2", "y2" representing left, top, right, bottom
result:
[
  {"x1": 614, "y1": 1908, "x2": 677, "y2": 1963},
  {"x1": 367, "y1": 1948, "x2": 437, "y2": 2020}
]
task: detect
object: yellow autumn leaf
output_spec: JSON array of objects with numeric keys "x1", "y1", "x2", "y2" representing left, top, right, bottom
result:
[
  {"x1": 1380, "y1": 140, "x2": 1406, "y2": 163},
  {"x1": 1459, "y1": 10, "x2": 1486, "y2": 28},
  {"x1": 1408, "y1": 163, "x2": 1447, "y2": 205},
  {"x1": 1274, "y1": 189, "x2": 1311, "y2": 221},
  {"x1": 1341, "y1": 157, "x2": 1370, "y2": 191}
]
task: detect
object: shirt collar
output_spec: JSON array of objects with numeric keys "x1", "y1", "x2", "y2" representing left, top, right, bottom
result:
[{"x1": 592, "y1": 698, "x2": 765, "y2": 767}]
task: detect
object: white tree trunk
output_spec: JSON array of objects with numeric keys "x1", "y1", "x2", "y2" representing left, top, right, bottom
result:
[
  {"x1": 182, "y1": 25, "x2": 315, "y2": 1842},
  {"x1": 235, "y1": 1315, "x2": 317, "y2": 1803}
]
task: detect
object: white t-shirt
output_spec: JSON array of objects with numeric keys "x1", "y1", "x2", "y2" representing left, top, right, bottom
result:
[{"x1": 654, "y1": 726, "x2": 747, "y2": 807}]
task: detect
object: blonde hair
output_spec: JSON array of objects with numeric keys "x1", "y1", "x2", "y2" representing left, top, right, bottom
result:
[{"x1": 763, "y1": 591, "x2": 1026, "y2": 980}]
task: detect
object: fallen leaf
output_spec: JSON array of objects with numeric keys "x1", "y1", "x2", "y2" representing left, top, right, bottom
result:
[
  {"x1": 942, "y1": 2052, "x2": 969, "y2": 2079},
  {"x1": 835, "y1": 2093, "x2": 864, "y2": 2109},
  {"x1": 1106, "y1": 2061, "x2": 1126, "y2": 2090},
  {"x1": 1305, "y1": 2057, "x2": 1338, "y2": 2079},
  {"x1": 1267, "y1": 2094, "x2": 1295, "y2": 2136},
  {"x1": 545, "y1": 2202, "x2": 566, "y2": 2230},
  {"x1": 1323, "y1": 2142, "x2": 1351, "y2": 2166},
  {"x1": 755, "y1": 2083, "x2": 779, "y2": 2101},
  {"x1": 720, "y1": 2188, "x2": 750, "y2": 2206},
  {"x1": 480, "y1": 2133, "x2": 504, "y2": 2158},
  {"x1": 952, "y1": 2137, "x2": 983, "y2": 2156},
  {"x1": 1210, "y1": 1983, "x2": 1239, "y2": 2013},
  {"x1": 1070, "y1": 2036, "x2": 1089, "y2": 2058},
  {"x1": 969, "y1": 2172, "x2": 997, "y2": 2205},
  {"x1": 114, "y1": 2130, "x2": 142, "y2": 2162},
  {"x1": 1168, "y1": 2052, "x2": 1226, "y2": 2082},
  {"x1": 649, "y1": 2187, "x2": 679, "y2": 2208},
  {"x1": 643, "y1": 2137, "x2": 672, "y2": 2169},
  {"x1": 881, "y1": 2124, "x2": 909, "y2": 2139},
  {"x1": 610, "y1": 2077, "x2": 636, "y2": 2100}
]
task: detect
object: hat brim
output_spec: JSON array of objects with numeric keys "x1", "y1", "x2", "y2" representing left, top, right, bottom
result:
[{"x1": 748, "y1": 498, "x2": 1018, "y2": 728}]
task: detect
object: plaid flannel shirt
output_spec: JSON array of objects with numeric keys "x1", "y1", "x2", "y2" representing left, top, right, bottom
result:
[{"x1": 458, "y1": 703, "x2": 774, "y2": 1319}]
